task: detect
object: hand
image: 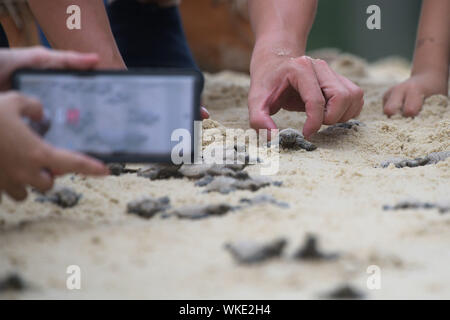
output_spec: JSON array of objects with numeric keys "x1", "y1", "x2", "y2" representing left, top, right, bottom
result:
[
  {"x1": 0, "y1": 46, "x2": 99, "y2": 91},
  {"x1": 383, "y1": 71, "x2": 448, "y2": 117},
  {"x1": 0, "y1": 92, "x2": 108, "y2": 201},
  {"x1": 248, "y1": 52, "x2": 364, "y2": 139}
]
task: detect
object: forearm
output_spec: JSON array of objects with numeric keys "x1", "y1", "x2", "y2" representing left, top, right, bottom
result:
[
  {"x1": 248, "y1": 0, "x2": 318, "y2": 57},
  {"x1": 28, "y1": 0, "x2": 126, "y2": 69},
  {"x1": 412, "y1": 0, "x2": 450, "y2": 77}
]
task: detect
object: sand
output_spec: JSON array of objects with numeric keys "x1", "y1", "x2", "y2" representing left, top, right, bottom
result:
[{"x1": 0, "y1": 52, "x2": 449, "y2": 299}]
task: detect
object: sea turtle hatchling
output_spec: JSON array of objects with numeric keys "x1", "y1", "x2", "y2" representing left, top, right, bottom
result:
[
  {"x1": 380, "y1": 151, "x2": 450, "y2": 168},
  {"x1": 171, "y1": 203, "x2": 233, "y2": 220},
  {"x1": 383, "y1": 200, "x2": 450, "y2": 214},
  {"x1": 107, "y1": 163, "x2": 139, "y2": 176},
  {"x1": 127, "y1": 196, "x2": 170, "y2": 219},
  {"x1": 0, "y1": 274, "x2": 26, "y2": 293},
  {"x1": 238, "y1": 194, "x2": 289, "y2": 209},
  {"x1": 202, "y1": 175, "x2": 273, "y2": 194},
  {"x1": 137, "y1": 164, "x2": 183, "y2": 180},
  {"x1": 322, "y1": 284, "x2": 365, "y2": 299},
  {"x1": 178, "y1": 163, "x2": 247, "y2": 180},
  {"x1": 225, "y1": 238, "x2": 287, "y2": 264},
  {"x1": 321, "y1": 120, "x2": 364, "y2": 134},
  {"x1": 293, "y1": 234, "x2": 339, "y2": 261},
  {"x1": 269, "y1": 128, "x2": 317, "y2": 151},
  {"x1": 35, "y1": 187, "x2": 81, "y2": 208}
]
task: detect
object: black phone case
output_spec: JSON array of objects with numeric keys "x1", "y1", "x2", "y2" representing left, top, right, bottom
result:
[{"x1": 12, "y1": 68, "x2": 203, "y2": 164}]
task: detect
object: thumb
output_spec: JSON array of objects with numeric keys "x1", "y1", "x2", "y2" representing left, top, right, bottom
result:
[
  {"x1": 20, "y1": 47, "x2": 99, "y2": 70},
  {"x1": 44, "y1": 50, "x2": 99, "y2": 70}
]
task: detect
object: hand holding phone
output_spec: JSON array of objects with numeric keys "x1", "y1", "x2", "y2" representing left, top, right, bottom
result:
[
  {"x1": 13, "y1": 69, "x2": 203, "y2": 163},
  {"x1": 0, "y1": 92, "x2": 108, "y2": 201}
]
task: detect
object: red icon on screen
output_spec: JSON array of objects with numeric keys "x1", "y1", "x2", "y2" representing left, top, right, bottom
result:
[{"x1": 66, "y1": 108, "x2": 80, "y2": 125}]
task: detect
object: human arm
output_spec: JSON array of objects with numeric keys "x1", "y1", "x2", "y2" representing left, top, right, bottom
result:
[
  {"x1": 0, "y1": 92, "x2": 108, "y2": 201},
  {"x1": 27, "y1": 0, "x2": 126, "y2": 69},
  {"x1": 247, "y1": 0, "x2": 363, "y2": 139},
  {"x1": 384, "y1": 0, "x2": 450, "y2": 117}
]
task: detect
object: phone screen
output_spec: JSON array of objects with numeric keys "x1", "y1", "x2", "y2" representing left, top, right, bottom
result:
[{"x1": 15, "y1": 71, "x2": 200, "y2": 162}]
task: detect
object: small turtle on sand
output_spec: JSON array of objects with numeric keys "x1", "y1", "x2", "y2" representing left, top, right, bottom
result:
[
  {"x1": 203, "y1": 175, "x2": 273, "y2": 194},
  {"x1": 195, "y1": 175, "x2": 215, "y2": 187},
  {"x1": 331, "y1": 120, "x2": 364, "y2": 130},
  {"x1": 269, "y1": 128, "x2": 317, "y2": 151},
  {"x1": 225, "y1": 238, "x2": 287, "y2": 264},
  {"x1": 36, "y1": 187, "x2": 81, "y2": 208},
  {"x1": 322, "y1": 120, "x2": 364, "y2": 133},
  {"x1": 0, "y1": 274, "x2": 26, "y2": 293},
  {"x1": 178, "y1": 163, "x2": 247, "y2": 180},
  {"x1": 137, "y1": 163, "x2": 183, "y2": 180},
  {"x1": 381, "y1": 151, "x2": 450, "y2": 168},
  {"x1": 239, "y1": 194, "x2": 289, "y2": 209},
  {"x1": 294, "y1": 234, "x2": 339, "y2": 261},
  {"x1": 107, "y1": 163, "x2": 138, "y2": 176},
  {"x1": 427, "y1": 151, "x2": 450, "y2": 164},
  {"x1": 178, "y1": 163, "x2": 214, "y2": 179},
  {"x1": 383, "y1": 200, "x2": 449, "y2": 214},
  {"x1": 323, "y1": 284, "x2": 365, "y2": 299},
  {"x1": 127, "y1": 196, "x2": 170, "y2": 219},
  {"x1": 171, "y1": 203, "x2": 233, "y2": 220}
]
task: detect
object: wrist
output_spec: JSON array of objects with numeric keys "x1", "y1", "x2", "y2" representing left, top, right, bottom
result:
[
  {"x1": 253, "y1": 33, "x2": 306, "y2": 57},
  {"x1": 251, "y1": 33, "x2": 307, "y2": 73},
  {"x1": 411, "y1": 64, "x2": 449, "y2": 80}
]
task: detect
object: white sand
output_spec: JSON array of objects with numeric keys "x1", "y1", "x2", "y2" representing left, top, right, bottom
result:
[{"x1": 0, "y1": 53, "x2": 449, "y2": 299}]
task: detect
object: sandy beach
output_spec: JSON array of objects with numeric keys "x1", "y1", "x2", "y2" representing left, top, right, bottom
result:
[{"x1": 0, "y1": 52, "x2": 449, "y2": 299}]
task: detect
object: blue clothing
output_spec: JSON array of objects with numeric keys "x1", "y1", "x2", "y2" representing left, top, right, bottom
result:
[
  {"x1": 0, "y1": 24, "x2": 8, "y2": 47},
  {"x1": 106, "y1": 0, "x2": 198, "y2": 70}
]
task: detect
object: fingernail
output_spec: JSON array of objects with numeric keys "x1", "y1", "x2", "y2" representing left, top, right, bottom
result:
[{"x1": 201, "y1": 106, "x2": 209, "y2": 115}]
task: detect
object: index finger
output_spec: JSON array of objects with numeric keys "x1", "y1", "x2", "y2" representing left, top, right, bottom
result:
[
  {"x1": 46, "y1": 147, "x2": 109, "y2": 176},
  {"x1": 288, "y1": 57, "x2": 326, "y2": 139},
  {"x1": 18, "y1": 47, "x2": 99, "y2": 70},
  {"x1": 38, "y1": 50, "x2": 99, "y2": 70}
]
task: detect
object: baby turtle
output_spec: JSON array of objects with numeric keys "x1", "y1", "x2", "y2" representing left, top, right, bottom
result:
[
  {"x1": 383, "y1": 200, "x2": 449, "y2": 214},
  {"x1": 239, "y1": 194, "x2": 289, "y2": 209},
  {"x1": 107, "y1": 163, "x2": 138, "y2": 176},
  {"x1": 179, "y1": 163, "x2": 215, "y2": 179},
  {"x1": 36, "y1": 187, "x2": 81, "y2": 208},
  {"x1": 137, "y1": 163, "x2": 183, "y2": 180},
  {"x1": 331, "y1": 120, "x2": 363, "y2": 129},
  {"x1": 172, "y1": 203, "x2": 233, "y2": 220},
  {"x1": 427, "y1": 151, "x2": 450, "y2": 164},
  {"x1": 322, "y1": 120, "x2": 364, "y2": 133},
  {"x1": 194, "y1": 175, "x2": 215, "y2": 187},
  {"x1": 179, "y1": 163, "x2": 247, "y2": 180},
  {"x1": 269, "y1": 128, "x2": 317, "y2": 151},
  {"x1": 381, "y1": 151, "x2": 450, "y2": 168},
  {"x1": 127, "y1": 196, "x2": 170, "y2": 219},
  {"x1": 294, "y1": 234, "x2": 339, "y2": 261},
  {"x1": 225, "y1": 238, "x2": 287, "y2": 264},
  {"x1": 203, "y1": 176, "x2": 239, "y2": 194},
  {"x1": 0, "y1": 274, "x2": 26, "y2": 293},
  {"x1": 381, "y1": 157, "x2": 429, "y2": 168},
  {"x1": 323, "y1": 284, "x2": 365, "y2": 299},
  {"x1": 203, "y1": 175, "x2": 273, "y2": 194}
]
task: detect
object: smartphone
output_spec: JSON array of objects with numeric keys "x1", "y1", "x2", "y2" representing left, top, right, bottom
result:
[{"x1": 13, "y1": 69, "x2": 203, "y2": 163}]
